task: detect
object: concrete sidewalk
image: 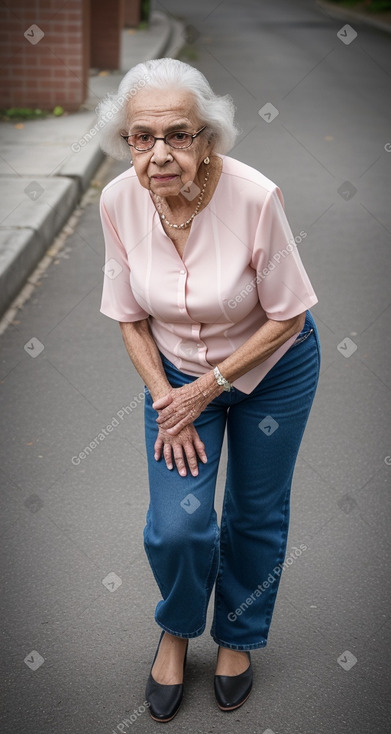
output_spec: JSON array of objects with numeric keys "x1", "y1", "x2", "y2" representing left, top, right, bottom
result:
[{"x1": 0, "y1": 10, "x2": 184, "y2": 319}]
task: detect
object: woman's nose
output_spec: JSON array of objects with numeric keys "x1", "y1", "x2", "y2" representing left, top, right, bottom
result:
[{"x1": 151, "y1": 139, "x2": 173, "y2": 164}]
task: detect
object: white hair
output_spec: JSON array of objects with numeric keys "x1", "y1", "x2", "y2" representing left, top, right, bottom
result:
[{"x1": 96, "y1": 58, "x2": 240, "y2": 160}]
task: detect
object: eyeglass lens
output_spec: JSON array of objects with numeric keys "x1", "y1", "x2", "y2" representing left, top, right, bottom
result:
[{"x1": 131, "y1": 131, "x2": 193, "y2": 150}]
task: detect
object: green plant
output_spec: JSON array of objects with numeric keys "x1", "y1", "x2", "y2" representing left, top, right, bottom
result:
[
  {"x1": 140, "y1": 0, "x2": 150, "y2": 22},
  {"x1": 0, "y1": 107, "x2": 48, "y2": 120},
  {"x1": 328, "y1": 0, "x2": 391, "y2": 9},
  {"x1": 0, "y1": 106, "x2": 67, "y2": 121},
  {"x1": 366, "y1": 0, "x2": 391, "y2": 9}
]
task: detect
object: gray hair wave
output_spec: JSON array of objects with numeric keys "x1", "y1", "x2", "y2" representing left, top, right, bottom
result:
[{"x1": 96, "y1": 58, "x2": 240, "y2": 160}]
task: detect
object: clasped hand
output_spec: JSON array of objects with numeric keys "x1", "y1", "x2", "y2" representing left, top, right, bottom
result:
[{"x1": 152, "y1": 377, "x2": 217, "y2": 478}]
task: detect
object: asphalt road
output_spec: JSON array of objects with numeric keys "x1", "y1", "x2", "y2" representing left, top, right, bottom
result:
[{"x1": 1, "y1": 1, "x2": 390, "y2": 732}]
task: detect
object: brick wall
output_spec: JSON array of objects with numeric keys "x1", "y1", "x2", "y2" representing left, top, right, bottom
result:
[{"x1": 0, "y1": 0, "x2": 90, "y2": 112}]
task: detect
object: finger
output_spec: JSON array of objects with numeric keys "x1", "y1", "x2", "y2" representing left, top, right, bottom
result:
[
  {"x1": 165, "y1": 416, "x2": 192, "y2": 435},
  {"x1": 193, "y1": 434, "x2": 208, "y2": 463},
  {"x1": 156, "y1": 411, "x2": 177, "y2": 427},
  {"x1": 152, "y1": 394, "x2": 174, "y2": 411},
  {"x1": 156, "y1": 403, "x2": 189, "y2": 425},
  {"x1": 154, "y1": 436, "x2": 163, "y2": 461},
  {"x1": 183, "y1": 442, "x2": 199, "y2": 477},
  {"x1": 165, "y1": 406, "x2": 200, "y2": 435},
  {"x1": 172, "y1": 446, "x2": 187, "y2": 477},
  {"x1": 163, "y1": 443, "x2": 174, "y2": 471}
]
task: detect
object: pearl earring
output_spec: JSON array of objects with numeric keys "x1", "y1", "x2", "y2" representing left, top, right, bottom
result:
[{"x1": 204, "y1": 156, "x2": 210, "y2": 164}]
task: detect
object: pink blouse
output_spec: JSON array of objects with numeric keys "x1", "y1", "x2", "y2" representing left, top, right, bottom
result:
[{"x1": 100, "y1": 155, "x2": 318, "y2": 394}]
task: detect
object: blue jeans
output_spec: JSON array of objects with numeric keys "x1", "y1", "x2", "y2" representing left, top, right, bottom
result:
[{"x1": 143, "y1": 311, "x2": 320, "y2": 650}]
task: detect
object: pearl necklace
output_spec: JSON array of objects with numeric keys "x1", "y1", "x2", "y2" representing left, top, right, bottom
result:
[{"x1": 152, "y1": 169, "x2": 210, "y2": 229}]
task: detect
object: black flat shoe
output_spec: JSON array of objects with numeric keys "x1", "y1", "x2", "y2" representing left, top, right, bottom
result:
[
  {"x1": 145, "y1": 632, "x2": 188, "y2": 723},
  {"x1": 214, "y1": 650, "x2": 253, "y2": 711}
]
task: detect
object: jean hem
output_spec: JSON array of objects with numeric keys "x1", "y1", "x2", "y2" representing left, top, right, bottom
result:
[
  {"x1": 155, "y1": 619, "x2": 206, "y2": 639},
  {"x1": 210, "y1": 631, "x2": 268, "y2": 651}
]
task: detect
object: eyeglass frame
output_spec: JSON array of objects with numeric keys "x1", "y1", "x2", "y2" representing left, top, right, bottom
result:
[{"x1": 120, "y1": 126, "x2": 207, "y2": 151}]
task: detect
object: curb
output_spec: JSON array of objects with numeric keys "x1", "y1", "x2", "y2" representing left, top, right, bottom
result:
[
  {"x1": 157, "y1": 12, "x2": 187, "y2": 59},
  {"x1": 0, "y1": 177, "x2": 80, "y2": 318},
  {"x1": 0, "y1": 11, "x2": 184, "y2": 320},
  {"x1": 140, "y1": 10, "x2": 174, "y2": 61},
  {"x1": 316, "y1": 0, "x2": 391, "y2": 35}
]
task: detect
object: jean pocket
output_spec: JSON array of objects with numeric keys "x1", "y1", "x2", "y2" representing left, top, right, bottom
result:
[{"x1": 292, "y1": 327, "x2": 314, "y2": 347}]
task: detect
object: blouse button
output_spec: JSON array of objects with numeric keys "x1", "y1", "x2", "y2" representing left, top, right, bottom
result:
[{"x1": 179, "y1": 269, "x2": 186, "y2": 275}]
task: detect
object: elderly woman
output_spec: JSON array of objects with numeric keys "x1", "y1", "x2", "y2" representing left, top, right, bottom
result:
[{"x1": 98, "y1": 58, "x2": 320, "y2": 722}]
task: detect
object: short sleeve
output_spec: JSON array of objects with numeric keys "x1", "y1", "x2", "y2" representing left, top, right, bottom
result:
[
  {"x1": 252, "y1": 187, "x2": 318, "y2": 320},
  {"x1": 99, "y1": 194, "x2": 149, "y2": 322}
]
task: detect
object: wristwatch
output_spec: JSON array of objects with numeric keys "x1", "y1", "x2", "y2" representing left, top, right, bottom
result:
[{"x1": 213, "y1": 366, "x2": 232, "y2": 392}]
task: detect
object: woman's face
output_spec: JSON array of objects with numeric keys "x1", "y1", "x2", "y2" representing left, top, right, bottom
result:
[{"x1": 124, "y1": 87, "x2": 213, "y2": 198}]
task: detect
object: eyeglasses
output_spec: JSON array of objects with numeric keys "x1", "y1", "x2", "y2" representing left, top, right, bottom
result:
[{"x1": 121, "y1": 126, "x2": 206, "y2": 151}]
